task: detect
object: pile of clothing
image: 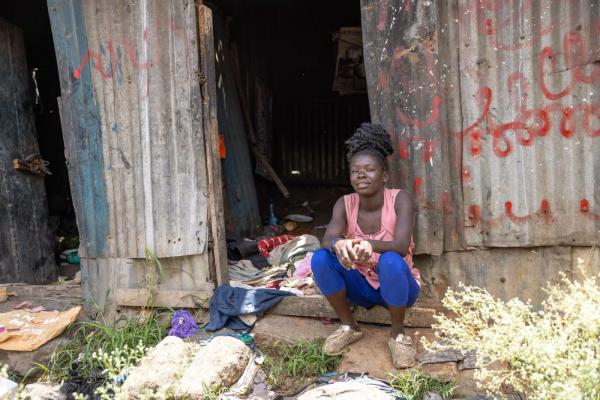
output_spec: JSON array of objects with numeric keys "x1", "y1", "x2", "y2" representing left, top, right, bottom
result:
[{"x1": 227, "y1": 232, "x2": 321, "y2": 296}]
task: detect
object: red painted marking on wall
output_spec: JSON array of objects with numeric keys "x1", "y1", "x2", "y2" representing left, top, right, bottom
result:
[
  {"x1": 397, "y1": 95, "x2": 442, "y2": 128},
  {"x1": 413, "y1": 176, "x2": 422, "y2": 195},
  {"x1": 539, "y1": 32, "x2": 600, "y2": 100},
  {"x1": 462, "y1": 168, "x2": 471, "y2": 184},
  {"x1": 484, "y1": 18, "x2": 494, "y2": 35},
  {"x1": 560, "y1": 107, "x2": 576, "y2": 138},
  {"x1": 73, "y1": 51, "x2": 112, "y2": 80},
  {"x1": 423, "y1": 140, "x2": 434, "y2": 162},
  {"x1": 505, "y1": 201, "x2": 531, "y2": 224},
  {"x1": 468, "y1": 204, "x2": 481, "y2": 225},
  {"x1": 469, "y1": 130, "x2": 481, "y2": 156},
  {"x1": 399, "y1": 139, "x2": 409, "y2": 160},
  {"x1": 403, "y1": 1, "x2": 413, "y2": 12},
  {"x1": 538, "y1": 199, "x2": 554, "y2": 224},
  {"x1": 580, "y1": 199, "x2": 600, "y2": 220}
]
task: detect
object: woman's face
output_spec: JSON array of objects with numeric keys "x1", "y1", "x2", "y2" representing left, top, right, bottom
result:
[{"x1": 349, "y1": 153, "x2": 388, "y2": 196}]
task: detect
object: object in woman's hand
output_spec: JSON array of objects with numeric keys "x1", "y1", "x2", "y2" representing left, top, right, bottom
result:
[
  {"x1": 353, "y1": 240, "x2": 372, "y2": 262},
  {"x1": 333, "y1": 239, "x2": 358, "y2": 269}
]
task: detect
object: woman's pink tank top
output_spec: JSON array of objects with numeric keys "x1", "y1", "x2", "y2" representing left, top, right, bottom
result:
[{"x1": 343, "y1": 188, "x2": 420, "y2": 289}]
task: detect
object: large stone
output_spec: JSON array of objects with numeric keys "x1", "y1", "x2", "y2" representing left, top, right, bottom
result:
[
  {"x1": 21, "y1": 383, "x2": 66, "y2": 400},
  {"x1": 174, "y1": 336, "x2": 251, "y2": 399},
  {"x1": 0, "y1": 336, "x2": 70, "y2": 377},
  {"x1": 123, "y1": 336, "x2": 195, "y2": 398}
]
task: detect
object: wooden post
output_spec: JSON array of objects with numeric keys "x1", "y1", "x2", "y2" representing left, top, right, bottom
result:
[{"x1": 197, "y1": 5, "x2": 228, "y2": 286}]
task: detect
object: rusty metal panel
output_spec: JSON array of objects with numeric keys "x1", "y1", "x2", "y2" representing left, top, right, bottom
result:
[
  {"x1": 276, "y1": 96, "x2": 371, "y2": 185},
  {"x1": 48, "y1": 0, "x2": 209, "y2": 259},
  {"x1": 361, "y1": 0, "x2": 466, "y2": 255},
  {"x1": 0, "y1": 18, "x2": 57, "y2": 283},
  {"x1": 457, "y1": 0, "x2": 600, "y2": 246},
  {"x1": 416, "y1": 246, "x2": 572, "y2": 309}
]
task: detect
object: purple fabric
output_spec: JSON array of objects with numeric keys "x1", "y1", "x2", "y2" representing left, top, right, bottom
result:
[{"x1": 168, "y1": 310, "x2": 200, "y2": 338}]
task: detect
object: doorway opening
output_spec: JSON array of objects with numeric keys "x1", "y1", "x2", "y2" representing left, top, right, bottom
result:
[
  {"x1": 209, "y1": 0, "x2": 370, "y2": 238},
  {"x1": 208, "y1": 1, "x2": 370, "y2": 289},
  {"x1": 0, "y1": 1, "x2": 79, "y2": 281}
]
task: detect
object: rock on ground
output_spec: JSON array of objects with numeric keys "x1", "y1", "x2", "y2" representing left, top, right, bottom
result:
[
  {"x1": 0, "y1": 337, "x2": 70, "y2": 377},
  {"x1": 174, "y1": 336, "x2": 251, "y2": 399},
  {"x1": 21, "y1": 383, "x2": 65, "y2": 400},
  {"x1": 123, "y1": 335, "x2": 196, "y2": 398}
]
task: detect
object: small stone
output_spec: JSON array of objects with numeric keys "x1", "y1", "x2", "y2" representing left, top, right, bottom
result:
[
  {"x1": 253, "y1": 369, "x2": 267, "y2": 384},
  {"x1": 424, "y1": 392, "x2": 443, "y2": 400},
  {"x1": 458, "y1": 352, "x2": 478, "y2": 370},
  {"x1": 252, "y1": 382, "x2": 268, "y2": 399},
  {"x1": 21, "y1": 383, "x2": 65, "y2": 400},
  {"x1": 417, "y1": 348, "x2": 465, "y2": 364}
]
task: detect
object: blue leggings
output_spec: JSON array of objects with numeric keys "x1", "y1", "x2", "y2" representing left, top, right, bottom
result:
[{"x1": 311, "y1": 248, "x2": 420, "y2": 308}]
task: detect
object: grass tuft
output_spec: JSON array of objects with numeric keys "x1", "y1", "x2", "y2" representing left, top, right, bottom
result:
[
  {"x1": 45, "y1": 311, "x2": 168, "y2": 383},
  {"x1": 261, "y1": 339, "x2": 341, "y2": 390},
  {"x1": 202, "y1": 383, "x2": 226, "y2": 400},
  {"x1": 387, "y1": 370, "x2": 457, "y2": 400}
]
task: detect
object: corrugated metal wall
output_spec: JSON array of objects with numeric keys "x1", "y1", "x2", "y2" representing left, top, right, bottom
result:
[
  {"x1": 48, "y1": 0, "x2": 215, "y2": 314},
  {"x1": 458, "y1": 0, "x2": 600, "y2": 247},
  {"x1": 0, "y1": 17, "x2": 56, "y2": 283},
  {"x1": 276, "y1": 96, "x2": 371, "y2": 185},
  {"x1": 362, "y1": 0, "x2": 600, "y2": 254},
  {"x1": 48, "y1": 0, "x2": 209, "y2": 259},
  {"x1": 361, "y1": 0, "x2": 465, "y2": 255}
]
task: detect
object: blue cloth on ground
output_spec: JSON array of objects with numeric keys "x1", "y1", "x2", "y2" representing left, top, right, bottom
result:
[{"x1": 206, "y1": 284, "x2": 295, "y2": 331}]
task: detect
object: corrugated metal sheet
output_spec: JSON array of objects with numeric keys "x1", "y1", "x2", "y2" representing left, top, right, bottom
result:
[
  {"x1": 361, "y1": 0, "x2": 466, "y2": 255},
  {"x1": 276, "y1": 96, "x2": 371, "y2": 185},
  {"x1": 213, "y1": 10, "x2": 262, "y2": 236},
  {"x1": 458, "y1": 0, "x2": 600, "y2": 247},
  {"x1": 362, "y1": 0, "x2": 600, "y2": 253},
  {"x1": 0, "y1": 17, "x2": 56, "y2": 283},
  {"x1": 48, "y1": 0, "x2": 209, "y2": 259}
]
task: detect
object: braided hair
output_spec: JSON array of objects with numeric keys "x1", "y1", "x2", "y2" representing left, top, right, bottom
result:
[{"x1": 345, "y1": 123, "x2": 394, "y2": 170}]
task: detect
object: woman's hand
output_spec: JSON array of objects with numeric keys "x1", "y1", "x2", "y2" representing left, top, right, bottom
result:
[
  {"x1": 353, "y1": 240, "x2": 373, "y2": 262},
  {"x1": 332, "y1": 239, "x2": 359, "y2": 269}
]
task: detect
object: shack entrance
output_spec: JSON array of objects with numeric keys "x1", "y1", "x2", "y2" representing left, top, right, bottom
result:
[
  {"x1": 209, "y1": 0, "x2": 370, "y2": 238},
  {"x1": 0, "y1": 1, "x2": 77, "y2": 284}
]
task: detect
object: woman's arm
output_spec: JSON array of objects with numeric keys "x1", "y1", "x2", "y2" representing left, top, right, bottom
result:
[
  {"x1": 322, "y1": 197, "x2": 347, "y2": 249},
  {"x1": 365, "y1": 191, "x2": 415, "y2": 256},
  {"x1": 322, "y1": 197, "x2": 360, "y2": 268}
]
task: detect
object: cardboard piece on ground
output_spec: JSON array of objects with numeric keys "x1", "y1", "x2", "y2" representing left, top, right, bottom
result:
[{"x1": 0, "y1": 306, "x2": 81, "y2": 351}]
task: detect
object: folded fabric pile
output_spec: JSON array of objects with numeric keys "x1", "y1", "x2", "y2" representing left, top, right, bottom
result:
[{"x1": 226, "y1": 233, "x2": 321, "y2": 295}]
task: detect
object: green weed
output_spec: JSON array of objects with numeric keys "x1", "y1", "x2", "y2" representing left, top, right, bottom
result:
[
  {"x1": 261, "y1": 339, "x2": 341, "y2": 389},
  {"x1": 387, "y1": 370, "x2": 457, "y2": 400},
  {"x1": 202, "y1": 383, "x2": 226, "y2": 400},
  {"x1": 45, "y1": 311, "x2": 168, "y2": 383}
]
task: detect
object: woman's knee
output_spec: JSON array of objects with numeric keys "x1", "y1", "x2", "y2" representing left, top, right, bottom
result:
[
  {"x1": 377, "y1": 251, "x2": 409, "y2": 276},
  {"x1": 311, "y1": 248, "x2": 337, "y2": 276}
]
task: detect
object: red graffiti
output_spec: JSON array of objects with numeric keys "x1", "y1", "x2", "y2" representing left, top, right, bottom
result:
[
  {"x1": 73, "y1": 23, "x2": 192, "y2": 82},
  {"x1": 397, "y1": 96, "x2": 442, "y2": 128},
  {"x1": 413, "y1": 176, "x2": 422, "y2": 194},
  {"x1": 399, "y1": 139, "x2": 409, "y2": 160},
  {"x1": 539, "y1": 32, "x2": 600, "y2": 101},
  {"x1": 580, "y1": 199, "x2": 600, "y2": 221},
  {"x1": 505, "y1": 201, "x2": 530, "y2": 224},
  {"x1": 462, "y1": 168, "x2": 471, "y2": 184}
]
